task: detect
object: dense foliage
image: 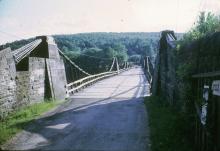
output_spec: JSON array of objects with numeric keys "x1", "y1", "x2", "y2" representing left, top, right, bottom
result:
[
  {"x1": 145, "y1": 96, "x2": 193, "y2": 151},
  {"x1": 174, "y1": 12, "x2": 220, "y2": 149},
  {"x1": 53, "y1": 32, "x2": 159, "y2": 72},
  {"x1": 176, "y1": 12, "x2": 220, "y2": 109},
  {"x1": 182, "y1": 12, "x2": 220, "y2": 42},
  {"x1": 0, "y1": 32, "x2": 160, "y2": 73},
  {"x1": 54, "y1": 32, "x2": 159, "y2": 56},
  {"x1": 0, "y1": 38, "x2": 34, "y2": 50}
]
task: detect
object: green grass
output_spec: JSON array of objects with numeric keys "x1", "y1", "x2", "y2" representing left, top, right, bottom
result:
[
  {"x1": 145, "y1": 96, "x2": 193, "y2": 151},
  {"x1": 0, "y1": 100, "x2": 63, "y2": 145}
]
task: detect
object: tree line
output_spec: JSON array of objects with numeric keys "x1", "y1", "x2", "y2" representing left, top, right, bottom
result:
[
  {"x1": 53, "y1": 32, "x2": 159, "y2": 73},
  {"x1": 0, "y1": 32, "x2": 160, "y2": 73}
]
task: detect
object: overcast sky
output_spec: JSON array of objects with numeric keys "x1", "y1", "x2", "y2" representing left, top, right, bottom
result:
[{"x1": 0, "y1": 0, "x2": 219, "y2": 44}]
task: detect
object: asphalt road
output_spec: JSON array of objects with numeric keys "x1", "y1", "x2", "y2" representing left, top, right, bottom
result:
[{"x1": 2, "y1": 67, "x2": 151, "y2": 151}]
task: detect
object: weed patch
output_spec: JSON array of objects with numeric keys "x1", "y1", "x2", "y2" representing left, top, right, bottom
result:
[
  {"x1": 0, "y1": 100, "x2": 62, "y2": 145},
  {"x1": 145, "y1": 96, "x2": 193, "y2": 151}
]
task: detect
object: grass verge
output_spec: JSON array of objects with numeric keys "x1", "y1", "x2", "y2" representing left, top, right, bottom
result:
[
  {"x1": 145, "y1": 96, "x2": 193, "y2": 151},
  {"x1": 0, "y1": 100, "x2": 63, "y2": 145}
]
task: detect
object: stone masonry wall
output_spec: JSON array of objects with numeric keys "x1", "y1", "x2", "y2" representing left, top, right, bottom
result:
[
  {"x1": 0, "y1": 36, "x2": 68, "y2": 119},
  {"x1": 16, "y1": 71, "x2": 30, "y2": 107},
  {"x1": 0, "y1": 56, "x2": 46, "y2": 119},
  {"x1": 29, "y1": 57, "x2": 46, "y2": 104},
  {"x1": 0, "y1": 48, "x2": 16, "y2": 118},
  {"x1": 47, "y1": 37, "x2": 60, "y2": 59},
  {"x1": 152, "y1": 31, "x2": 177, "y2": 105},
  {"x1": 46, "y1": 36, "x2": 67, "y2": 100},
  {"x1": 16, "y1": 58, "x2": 46, "y2": 107},
  {"x1": 46, "y1": 58, "x2": 67, "y2": 100}
]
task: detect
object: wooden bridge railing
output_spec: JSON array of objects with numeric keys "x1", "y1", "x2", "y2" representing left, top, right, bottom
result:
[
  {"x1": 59, "y1": 48, "x2": 132, "y2": 96},
  {"x1": 66, "y1": 68, "x2": 131, "y2": 95}
]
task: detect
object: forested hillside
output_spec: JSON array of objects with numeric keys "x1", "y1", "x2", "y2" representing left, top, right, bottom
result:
[
  {"x1": 0, "y1": 38, "x2": 34, "y2": 50},
  {"x1": 0, "y1": 32, "x2": 185, "y2": 73},
  {"x1": 53, "y1": 32, "x2": 160, "y2": 61},
  {"x1": 53, "y1": 32, "x2": 161, "y2": 73}
]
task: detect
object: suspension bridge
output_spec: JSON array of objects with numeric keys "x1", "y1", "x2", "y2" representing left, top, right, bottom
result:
[{"x1": 0, "y1": 34, "x2": 156, "y2": 150}]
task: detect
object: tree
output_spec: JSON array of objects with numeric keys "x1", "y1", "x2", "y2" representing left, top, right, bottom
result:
[
  {"x1": 183, "y1": 12, "x2": 220, "y2": 41},
  {"x1": 128, "y1": 55, "x2": 141, "y2": 63},
  {"x1": 112, "y1": 43, "x2": 128, "y2": 62},
  {"x1": 104, "y1": 47, "x2": 115, "y2": 58}
]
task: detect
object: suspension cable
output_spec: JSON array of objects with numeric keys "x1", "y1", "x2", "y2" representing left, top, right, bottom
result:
[
  {"x1": 58, "y1": 49, "x2": 91, "y2": 76},
  {"x1": 115, "y1": 57, "x2": 120, "y2": 73},
  {"x1": 109, "y1": 57, "x2": 116, "y2": 71},
  {"x1": 69, "y1": 51, "x2": 114, "y2": 60}
]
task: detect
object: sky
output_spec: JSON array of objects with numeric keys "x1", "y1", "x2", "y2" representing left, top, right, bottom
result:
[{"x1": 0, "y1": 0, "x2": 219, "y2": 44}]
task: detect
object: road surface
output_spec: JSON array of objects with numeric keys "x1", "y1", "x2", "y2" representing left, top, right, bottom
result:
[{"x1": 2, "y1": 67, "x2": 151, "y2": 151}]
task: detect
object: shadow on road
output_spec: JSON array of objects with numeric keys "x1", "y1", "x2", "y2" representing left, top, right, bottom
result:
[
  {"x1": 7, "y1": 97, "x2": 150, "y2": 151},
  {"x1": 3, "y1": 68, "x2": 150, "y2": 150}
]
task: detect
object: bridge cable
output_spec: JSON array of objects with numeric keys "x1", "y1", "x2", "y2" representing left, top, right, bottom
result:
[
  {"x1": 68, "y1": 51, "x2": 114, "y2": 61},
  {"x1": 109, "y1": 57, "x2": 116, "y2": 72},
  {"x1": 62, "y1": 49, "x2": 121, "y2": 74},
  {"x1": 124, "y1": 62, "x2": 127, "y2": 69},
  {"x1": 12, "y1": 39, "x2": 42, "y2": 64},
  {"x1": 115, "y1": 57, "x2": 120, "y2": 73},
  {"x1": 58, "y1": 49, "x2": 91, "y2": 76}
]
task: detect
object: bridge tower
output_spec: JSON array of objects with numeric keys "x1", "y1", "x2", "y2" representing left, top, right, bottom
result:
[
  {"x1": 151, "y1": 30, "x2": 177, "y2": 104},
  {"x1": 0, "y1": 36, "x2": 67, "y2": 118}
]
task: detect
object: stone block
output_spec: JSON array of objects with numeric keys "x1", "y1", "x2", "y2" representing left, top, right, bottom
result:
[
  {"x1": 46, "y1": 58, "x2": 67, "y2": 100},
  {"x1": 29, "y1": 57, "x2": 45, "y2": 104},
  {"x1": 47, "y1": 37, "x2": 60, "y2": 59},
  {"x1": 0, "y1": 48, "x2": 16, "y2": 119}
]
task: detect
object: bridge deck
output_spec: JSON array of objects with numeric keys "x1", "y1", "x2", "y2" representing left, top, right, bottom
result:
[
  {"x1": 71, "y1": 67, "x2": 150, "y2": 99},
  {"x1": 2, "y1": 67, "x2": 151, "y2": 151}
]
